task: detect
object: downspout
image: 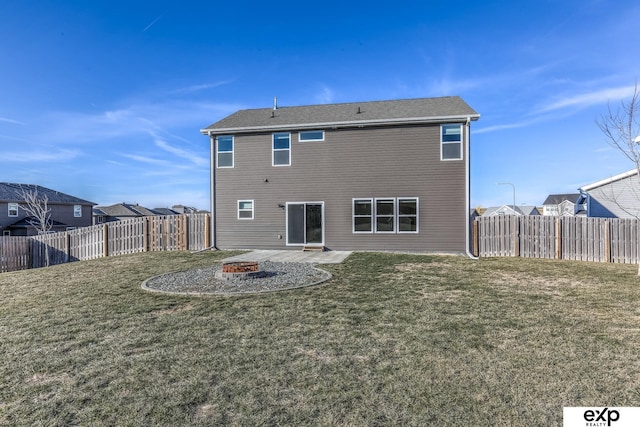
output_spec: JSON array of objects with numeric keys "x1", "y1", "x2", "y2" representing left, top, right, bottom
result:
[
  {"x1": 209, "y1": 132, "x2": 218, "y2": 250},
  {"x1": 465, "y1": 116, "x2": 478, "y2": 259}
]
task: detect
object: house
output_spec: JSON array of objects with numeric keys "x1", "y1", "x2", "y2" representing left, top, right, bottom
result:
[
  {"x1": 93, "y1": 203, "x2": 161, "y2": 224},
  {"x1": 482, "y1": 205, "x2": 540, "y2": 216},
  {"x1": 578, "y1": 169, "x2": 640, "y2": 218},
  {"x1": 541, "y1": 193, "x2": 581, "y2": 216},
  {"x1": 0, "y1": 183, "x2": 95, "y2": 236},
  {"x1": 200, "y1": 96, "x2": 480, "y2": 253}
]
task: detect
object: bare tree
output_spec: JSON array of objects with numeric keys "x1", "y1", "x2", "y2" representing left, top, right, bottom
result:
[
  {"x1": 18, "y1": 186, "x2": 53, "y2": 235},
  {"x1": 596, "y1": 82, "x2": 640, "y2": 273}
]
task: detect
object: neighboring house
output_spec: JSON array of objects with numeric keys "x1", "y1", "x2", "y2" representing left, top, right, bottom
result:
[
  {"x1": 171, "y1": 205, "x2": 201, "y2": 214},
  {"x1": 93, "y1": 203, "x2": 161, "y2": 224},
  {"x1": 541, "y1": 193, "x2": 581, "y2": 216},
  {"x1": 578, "y1": 169, "x2": 640, "y2": 218},
  {"x1": 201, "y1": 96, "x2": 480, "y2": 252},
  {"x1": 0, "y1": 183, "x2": 95, "y2": 236},
  {"x1": 482, "y1": 205, "x2": 540, "y2": 216}
]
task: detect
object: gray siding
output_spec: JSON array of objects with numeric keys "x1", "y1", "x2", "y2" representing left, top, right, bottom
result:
[
  {"x1": 0, "y1": 203, "x2": 94, "y2": 236},
  {"x1": 588, "y1": 174, "x2": 640, "y2": 218},
  {"x1": 214, "y1": 124, "x2": 468, "y2": 252}
]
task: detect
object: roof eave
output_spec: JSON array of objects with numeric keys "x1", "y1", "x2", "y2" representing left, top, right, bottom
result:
[
  {"x1": 580, "y1": 169, "x2": 638, "y2": 191},
  {"x1": 200, "y1": 113, "x2": 481, "y2": 135}
]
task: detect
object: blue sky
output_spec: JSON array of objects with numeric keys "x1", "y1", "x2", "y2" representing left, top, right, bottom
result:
[{"x1": 1, "y1": 1, "x2": 639, "y2": 210}]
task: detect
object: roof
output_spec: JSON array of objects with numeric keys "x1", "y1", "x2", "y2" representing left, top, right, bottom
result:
[
  {"x1": 580, "y1": 169, "x2": 637, "y2": 192},
  {"x1": 93, "y1": 203, "x2": 159, "y2": 217},
  {"x1": 483, "y1": 205, "x2": 540, "y2": 216},
  {"x1": 6, "y1": 216, "x2": 69, "y2": 229},
  {"x1": 542, "y1": 193, "x2": 580, "y2": 205},
  {"x1": 0, "y1": 183, "x2": 95, "y2": 205},
  {"x1": 201, "y1": 96, "x2": 480, "y2": 134}
]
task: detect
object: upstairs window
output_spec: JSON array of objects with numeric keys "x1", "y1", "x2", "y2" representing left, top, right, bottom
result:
[
  {"x1": 74, "y1": 205, "x2": 82, "y2": 217},
  {"x1": 217, "y1": 135, "x2": 234, "y2": 168},
  {"x1": 8, "y1": 203, "x2": 18, "y2": 217},
  {"x1": 273, "y1": 132, "x2": 291, "y2": 166},
  {"x1": 299, "y1": 130, "x2": 325, "y2": 142},
  {"x1": 441, "y1": 124, "x2": 462, "y2": 160}
]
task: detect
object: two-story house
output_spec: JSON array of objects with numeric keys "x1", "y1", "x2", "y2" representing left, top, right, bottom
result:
[
  {"x1": 200, "y1": 96, "x2": 480, "y2": 253},
  {"x1": 0, "y1": 183, "x2": 95, "y2": 236}
]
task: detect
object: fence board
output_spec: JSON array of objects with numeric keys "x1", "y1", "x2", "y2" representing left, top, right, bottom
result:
[
  {"x1": 0, "y1": 213, "x2": 210, "y2": 273},
  {"x1": 477, "y1": 215, "x2": 640, "y2": 264}
]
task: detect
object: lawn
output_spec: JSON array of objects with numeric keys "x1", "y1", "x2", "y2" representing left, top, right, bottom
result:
[{"x1": 1, "y1": 251, "x2": 639, "y2": 426}]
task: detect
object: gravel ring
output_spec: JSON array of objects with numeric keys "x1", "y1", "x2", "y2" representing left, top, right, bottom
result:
[{"x1": 141, "y1": 261, "x2": 332, "y2": 295}]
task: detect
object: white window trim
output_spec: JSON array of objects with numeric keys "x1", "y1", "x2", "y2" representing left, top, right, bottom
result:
[
  {"x1": 8, "y1": 203, "x2": 18, "y2": 217},
  {"x1": 74, "y1": 205, "x2": 82, "y2": 218},
  {"x1": 237, "y1": 199, "x2": 254, "y2": 220},
  {"x1": 352, "y1": 197, "x2": 419, "y2": 234},
  {"x1": 299, "y1": 130, "x2": 325, "y2": 142},
  {"x1": 352, "y1": 198, "x2": 373, "y2": 234},
  {"x1": 397, "y1": 197, "x2": 419, "y2": 234},
  {"x1": 440, "y1": 123, "x2": 463, "y2": 161},
  {"x1": 272, "y1": 132, "x2": 291, "y2": 166},
  {"x1": 3, "y1": 230, "x2": 10, "y2": 236},
  {"x1": 216, "y1": 135, "x2": 234, "y2": 168},
  {"x1": 374, "y1": 198, "x2": 396, "y2": 234}
]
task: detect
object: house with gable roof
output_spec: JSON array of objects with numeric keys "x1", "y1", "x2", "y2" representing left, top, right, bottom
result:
[
  {"x1": 0, "y1": 183, "x2": 95, "y2": 236},
  {"x1": 541, "y1": 193, "x2": 581, "y2": 216},
  {"x1": 201, "y1": 96, "x2": 480, "y2": 253},
  {"x1": 577, "y1": 169, "x2": 640, "y2": 218}
]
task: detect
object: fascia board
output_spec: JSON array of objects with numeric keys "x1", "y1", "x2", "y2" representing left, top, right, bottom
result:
[{"x1": 200, "y1": 114, "x2": 481, "y2": 135}]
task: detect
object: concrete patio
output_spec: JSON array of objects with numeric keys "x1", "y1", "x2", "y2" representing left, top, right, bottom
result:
[{"x1": 221, "y1": 249, "x2": 352, "y2": 264}]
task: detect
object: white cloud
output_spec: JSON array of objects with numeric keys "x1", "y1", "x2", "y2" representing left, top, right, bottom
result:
[
  {"x1": 153, "y1": 137, "x2": 208, "y2": 166},
  {"x1": 0, "y1": 117, "x2": 25, "y2": 125},
  {"x1": 536, "y1": 85, "x2": 636, "y2": 114},
  {"x1": 3, "y1": 148, "x2": 80, "y2": 162}
]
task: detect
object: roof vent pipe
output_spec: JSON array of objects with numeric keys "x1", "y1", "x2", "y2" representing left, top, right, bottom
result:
[{"x1": 273, "y1": 97, "x2": 278, "y2": 110}]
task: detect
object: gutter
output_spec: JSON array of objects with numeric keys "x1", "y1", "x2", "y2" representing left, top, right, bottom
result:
[
  {"x1": 201, "y1": 114, "x2": 480, "y2": 136},
  {"x1": 464, "y1": 116, "x2": 479, "y2": 260}
]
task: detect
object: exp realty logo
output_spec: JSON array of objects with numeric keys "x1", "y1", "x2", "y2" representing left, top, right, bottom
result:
[{"x1": 563, "y1": 407, "x2": 639, "y2": 427}]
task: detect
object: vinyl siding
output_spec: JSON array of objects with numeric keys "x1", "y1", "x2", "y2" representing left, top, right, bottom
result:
[
  {"x1": 587, "y1": 174, "x2": 640, "y2": 218},
  {"x1": 214, "y1": 124, "x2": 467, "y2": 252}
]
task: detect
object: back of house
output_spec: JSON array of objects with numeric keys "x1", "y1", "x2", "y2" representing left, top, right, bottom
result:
[{"x1": 201, "y1": 96, "x2": 479, "y2": 252}]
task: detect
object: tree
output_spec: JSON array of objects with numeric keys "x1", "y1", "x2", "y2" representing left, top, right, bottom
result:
[
  {"x1": 18, "y1": 186, "x2": 53, "y2": 266},
  {"x1": 18, "y1": 186, "x2": 53, "y2": 235},
  {"x1": 596, "y1": 82, "x2": 640, "y2": 273}
]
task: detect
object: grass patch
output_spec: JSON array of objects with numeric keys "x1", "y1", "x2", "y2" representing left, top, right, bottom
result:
[{"x1": 1, "y1": 251, "x2": 639, "y2": 425}]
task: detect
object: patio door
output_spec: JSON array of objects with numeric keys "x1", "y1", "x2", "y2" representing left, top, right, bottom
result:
[{"x1": 286, "y1": 202, "x2": 324, "y2": 246}]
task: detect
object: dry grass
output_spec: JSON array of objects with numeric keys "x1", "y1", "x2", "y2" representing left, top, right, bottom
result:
[{"x1": 1, "y1": 250, "x2": 639, "y2": 426}]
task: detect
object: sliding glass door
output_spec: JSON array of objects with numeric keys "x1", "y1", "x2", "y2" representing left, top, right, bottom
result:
[{"x1": 286, "y1": 202, "x2": 324, "y2": 246}]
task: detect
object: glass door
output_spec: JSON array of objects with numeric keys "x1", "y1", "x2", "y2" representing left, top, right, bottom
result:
[{"x1": 286, "y1": 202, "x2": 324, "y2": 246}]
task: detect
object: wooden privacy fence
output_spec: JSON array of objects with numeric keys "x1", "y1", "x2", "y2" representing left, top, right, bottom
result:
[
  {"x1": 475, "y1": 215, "x2": 640, "y2": 263},
  {"x1": 0, "y1": 213, "x2": 210, "y2": 272}
]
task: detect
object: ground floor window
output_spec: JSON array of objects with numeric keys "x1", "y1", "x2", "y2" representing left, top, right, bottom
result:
[
  {"x1": 352, "y1": 197, "x2": 418, "y2": 234},
  {"x1": 237, "y1": 200, "x2": 254, "y2": 219}
]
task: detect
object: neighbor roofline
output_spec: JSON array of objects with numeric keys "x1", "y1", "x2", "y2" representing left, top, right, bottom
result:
[
  {"x1": 200, "y1": 114, "x2": 481, "y2": 135},
  {"x1": 580, "y1": 168, "x2": 638, "y2": 191}
]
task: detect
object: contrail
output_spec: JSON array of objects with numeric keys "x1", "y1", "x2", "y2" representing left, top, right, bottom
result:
[{"x1": 143, "y1": 14, "x2": 163, "y2": 32}]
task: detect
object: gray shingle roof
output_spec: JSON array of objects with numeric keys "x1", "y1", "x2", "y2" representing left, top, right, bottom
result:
[
  {"x1": 542, "y1": 193, "x2": 580, "y2": 205},
  {"x1": 201, "y1": 96, "x2": 479, "y2": 134},
  {"x1": 0, "y1": 183, "x2": 95, "y2": 205},
  {"x1": 93, "y1": 203, "x2": 159, "y2": 217}
]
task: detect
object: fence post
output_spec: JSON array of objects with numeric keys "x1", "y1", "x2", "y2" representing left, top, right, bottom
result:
[
  {"x1": 513, "y1": 216, "x2": 519, "y2": 257},
  {"x1": 66, "y1": 232, "x2": 71, "y2": 263},
  {"x1": 103, "y1": 224, "x2": 109, "y2": 257},
  {"x1": 182, "y1": 215, "x2": 188, "y2": 250},
  {"x1": 604, "y1": 220, "x2": 611, "y2": 263},
  {"x1": 205, "y1": 214, "x2": 211, "y2": 249},
  {"x1": 473, "y1": 219, "x2": 479, "y2": 257}
]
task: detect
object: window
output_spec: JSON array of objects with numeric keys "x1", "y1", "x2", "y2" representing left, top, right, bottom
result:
[
  {"x1": 299, "y1": 130, "x2": 324, "y2": 142},
  {"x1": 353, "y1": 199, "x2": 373, "y2": 233},
  {"x1": 273, "y1": 132, "x2": 291, "y2": 166},
  {"x1": 441, "y1": 124, "x2": 462, "y2": 160},
  {"x1": 352, "y1": 197, "x2": 419, "y2": 234},
  {"x1": 8, "y1": 203, "x2": 18, "y2": 217},
  {"x1": 217, "y1": 135, "x2": 234, "y2": 168},
  {"x1": 375, "y1": 199, "x2": 396, "y2": 233},
  {"x1": 74, "y1": 205, "x2": 82, "y2": 217},
  {"x1": 398, "y1": 198, "x2": 418, "y2": 233},
  {"x1": 238, "y1": 200, "x2": 254, "y2": 220},
  {"x1": 3, "y1": 230, "x2": 10, "y2": 236}
]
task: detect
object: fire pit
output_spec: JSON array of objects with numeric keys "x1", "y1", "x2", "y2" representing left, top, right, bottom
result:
[
  {"x1": 222, "y1": 261, "x2": 259, "y2": 273},
  {"x1": 215, "y1": 261, "x2": 266, "y2": 281}
]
